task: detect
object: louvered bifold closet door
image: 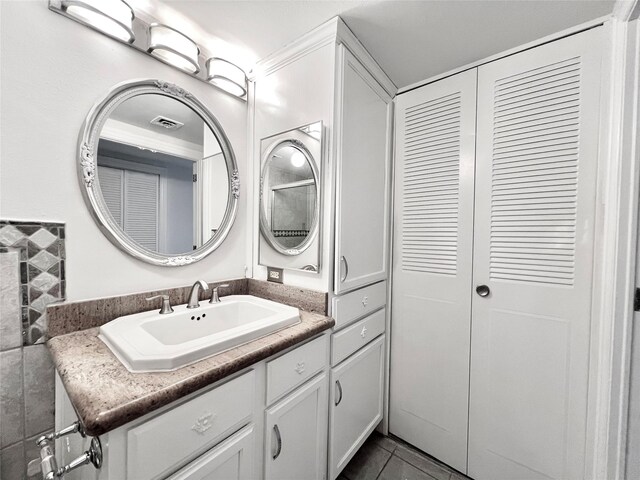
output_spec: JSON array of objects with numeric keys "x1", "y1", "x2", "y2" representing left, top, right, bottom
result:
[
  {"x1": 389, "y1": 69, "x2": 477, "y2": 473},
  {"x1": 123, "y1": 170, "x2": 160, "y2": 252},
  {"x1": 468, "y1": 27, "x2": 603, "y2": 480},
  {"x1": 97, "y1": 166, "x2": 124, "y2": 228}
]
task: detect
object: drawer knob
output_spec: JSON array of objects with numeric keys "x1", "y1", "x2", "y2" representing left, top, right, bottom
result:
[
  {"x1": 191, "y1": 412, "x2": 215, "y2": 435},
  {"x1": 294, "y1": 362, "x2": 305, "y2": 374},
  {"x1": 360, "y1": 326, "x2": 368, "y2": 338},
  {"x1": 362, "y1": 296, "x2": 369, "y2": 307}
]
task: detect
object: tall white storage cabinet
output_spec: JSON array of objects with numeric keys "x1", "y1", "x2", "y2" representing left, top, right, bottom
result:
[
  {"x1": 390, "y1": 27, "x2": 603, "y2": 480},
  {"x1": 334, "y1": 46, "x2": 393, "y2": 294},
  {"x1": 252, "y1": 18, "x2": 395, "y2": 480},
  {"x1": 329, "y1": 43, "x2": 392, "y2": 480}
]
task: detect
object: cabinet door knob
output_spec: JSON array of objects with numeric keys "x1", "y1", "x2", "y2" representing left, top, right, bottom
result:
[
  {"x1": 294, "y1": 362, "x2": 305, "y2": 374},
  {"x1": 362, "y1": 296, "x2": 368, "y2": 307},
  {"x1": 476, "y1": 285, "x2": 491, "y2": 297},
  {"x1": 272, "y1": 424, "x2": 282, "y2": 460},
  {"x1": 340, "y1": 256, "x2": 349, "y2": 282},
  {"x1": 335, "y1": 380, "x2": 343, "y2": 406}
]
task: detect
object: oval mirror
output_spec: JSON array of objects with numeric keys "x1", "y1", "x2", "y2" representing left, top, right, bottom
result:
[
  {"x1": 78, "y1": 79, "x2": 239, "y2": 266},
  {"x1": 259, "y1": 138, "x2": 319, "y2": 256}
]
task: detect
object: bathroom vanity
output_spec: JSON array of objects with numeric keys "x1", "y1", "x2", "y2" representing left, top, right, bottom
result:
[{"x1": 47, "y1": 283, "x2": 386, "y2": 480}]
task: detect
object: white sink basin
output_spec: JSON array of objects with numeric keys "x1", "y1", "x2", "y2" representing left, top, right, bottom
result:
[{"x1": 99, "y1": 295, "x2": 300, "y2": 372}]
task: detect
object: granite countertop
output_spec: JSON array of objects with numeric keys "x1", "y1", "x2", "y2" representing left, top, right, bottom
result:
[{"x1": 48, "y1": 310, "x2": 334, "y2": 437}]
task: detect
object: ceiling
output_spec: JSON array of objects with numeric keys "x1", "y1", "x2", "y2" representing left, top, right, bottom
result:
[
  {"x1": 132, "y1": 0, "x2": 616, "y2": 89},
  {"x1": 108, "y1": 94, "x2": 205, "y2": 145}
]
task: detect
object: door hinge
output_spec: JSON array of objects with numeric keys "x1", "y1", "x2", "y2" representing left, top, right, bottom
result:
[
  {"x1": 634, "y1": 288, "x2": 640, "y2": 312},
  {"x1": 193, "y1": 174, "x2": 197, "y2": 182}
]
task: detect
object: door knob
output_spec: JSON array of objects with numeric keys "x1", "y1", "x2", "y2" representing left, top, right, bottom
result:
[{"x1": 476, "y1": 285, "x2": 490, "y2": 297}]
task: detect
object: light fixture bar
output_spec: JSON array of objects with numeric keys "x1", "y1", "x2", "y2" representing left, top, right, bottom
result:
[
  {"x1": 48, "y1": 0, "x2": 247, "y2": 101},
  {"x1": 206, "y1": 58, "x2": 247, "y2": 98},
  {"x1": 61, "y1": 0, "x2": 135, "y2": 43}
]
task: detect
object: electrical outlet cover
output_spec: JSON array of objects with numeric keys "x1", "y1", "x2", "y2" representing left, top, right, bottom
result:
[{"x1": 267, "y1": 267, "x2": 284, "y2": 283}]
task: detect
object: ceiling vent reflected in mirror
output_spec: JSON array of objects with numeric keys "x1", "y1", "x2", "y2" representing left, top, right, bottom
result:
[{"x1": 150, "y1": 116, "x2": 184, "y2": 131}]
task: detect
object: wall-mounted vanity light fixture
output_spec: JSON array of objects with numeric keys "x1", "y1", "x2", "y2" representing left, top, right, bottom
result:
[
  {"x1": 148, "y1": 24, "x2": 200, "y2": 74},
  {"x1": 60, "y1": 0, "x2": 135, "y2": 43},
  {"x1": 206, "y1": 58, "x2": 247, "y2": 97},
  {"x1": 48, "y1": 0, "x2": 248, "y2": 100}
]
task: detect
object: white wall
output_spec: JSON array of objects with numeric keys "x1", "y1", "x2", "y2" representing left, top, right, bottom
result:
[
  {"x1": 251, "y1": 43, "x2": 336, "y2": 291},
  {"x1": 628, "y1": 199, "x2": 640, "y2": 478},
  {"x1": 0, "y1": 1, "x2": 248, "y2": 301}
]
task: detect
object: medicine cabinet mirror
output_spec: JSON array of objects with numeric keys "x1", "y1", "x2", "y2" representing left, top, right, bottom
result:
[
  {"x1": 259, "y1": 122, "x2": 322, "y2": 273},
  {"x1": 78, "y1": 79, "x2": 239, "y2": 266}
]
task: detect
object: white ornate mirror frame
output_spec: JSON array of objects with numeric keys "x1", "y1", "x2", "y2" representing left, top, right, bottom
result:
[{"x1": 77, "y1": 78, "x2": 240, "y2": 266}]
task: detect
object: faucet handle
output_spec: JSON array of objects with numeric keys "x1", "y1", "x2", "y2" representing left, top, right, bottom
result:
[
  {"x1": 210, "y1": 284, "x2": 230, "y2": 303},
  {"x1": 146, "y1": 295, "x2": 174, "y2": 314}
]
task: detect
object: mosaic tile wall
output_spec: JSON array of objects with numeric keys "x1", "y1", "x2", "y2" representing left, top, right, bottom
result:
[
  {"x1": 0, "y1": 220, "x2": 64, "y2": 479},
  {"x1": 0, "y1": 221, "x2": 66, "y2": 345}
]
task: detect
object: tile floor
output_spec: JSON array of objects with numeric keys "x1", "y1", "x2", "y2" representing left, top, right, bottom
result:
[{"x1": 340, "y1": 432, "x2": 471, "y2": 480}]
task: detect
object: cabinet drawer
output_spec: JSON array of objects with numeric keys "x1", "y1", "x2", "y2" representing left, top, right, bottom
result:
[
  {"x1": 167, "y1": 424, "x2": 255, "y2": 480},
  {"x1": 331, "y1": 281, "x2": 387, "y2": 330},
  {"x1": 126, "y1": 370, "x2": 254, "y2": 480},
  {"x1": 267, "y1": 335, "x2": 328, "y2": 405},
  {"x1": 331, "y1": 308, "x2": 385, "y2": 366}
]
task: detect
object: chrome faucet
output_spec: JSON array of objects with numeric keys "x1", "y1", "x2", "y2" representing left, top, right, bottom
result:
[
  {"x1": 146, "y1": 294, "x2": 174, "y2": 314},
  {"x1": 187, "y1": 280, "x2": 209, "y2": 309},
  {"x1": 210, "y1": 284, "x2": 229, "y2": 303}
]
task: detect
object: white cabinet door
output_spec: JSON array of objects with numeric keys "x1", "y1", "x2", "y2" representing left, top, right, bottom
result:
[
  {"x1": 334, "y1": 45, "x2": 392, "y2": 294},
  {"x1": 329, "y1": 335, "x2": 385, "y2": 480},
  {"x1": 167, "y1": 424, "x2": 255, "y2": 480},
  {"x1": 469, "y1": 27, "x2": 603, "y2": 480},
  {"x1": 389, "y1": 68, "x2": 477, "y2": 473},
  {"x1": 264, "y1": 373, "x2": 328, "y2": 480}
]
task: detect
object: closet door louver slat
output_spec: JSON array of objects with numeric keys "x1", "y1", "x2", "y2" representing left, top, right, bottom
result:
[
  {"x1": 401, "y1": 94, "x2": 461, "y2": 275},
  {"x1": 489, "y1": 58, "x2": 580, "y2": 286}
]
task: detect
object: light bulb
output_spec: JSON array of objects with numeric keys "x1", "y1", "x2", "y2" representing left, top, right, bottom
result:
[{"x1": 291, "y1": 150, "x2": 306, "y2": 168}]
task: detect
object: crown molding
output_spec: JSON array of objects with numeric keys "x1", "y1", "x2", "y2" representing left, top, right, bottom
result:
[
  {"x1": 613, "y1": 0, "x2": 640, "y2": 21},
  {"x1": 249, "y1": 18, "x2": 340, "y2": 81},
  {"x1": 250, "y1": 16, "x2": 397, "y2": 97},
  {"x1": 334, "y1": 18, "x2": 397, "y2": 97}
]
